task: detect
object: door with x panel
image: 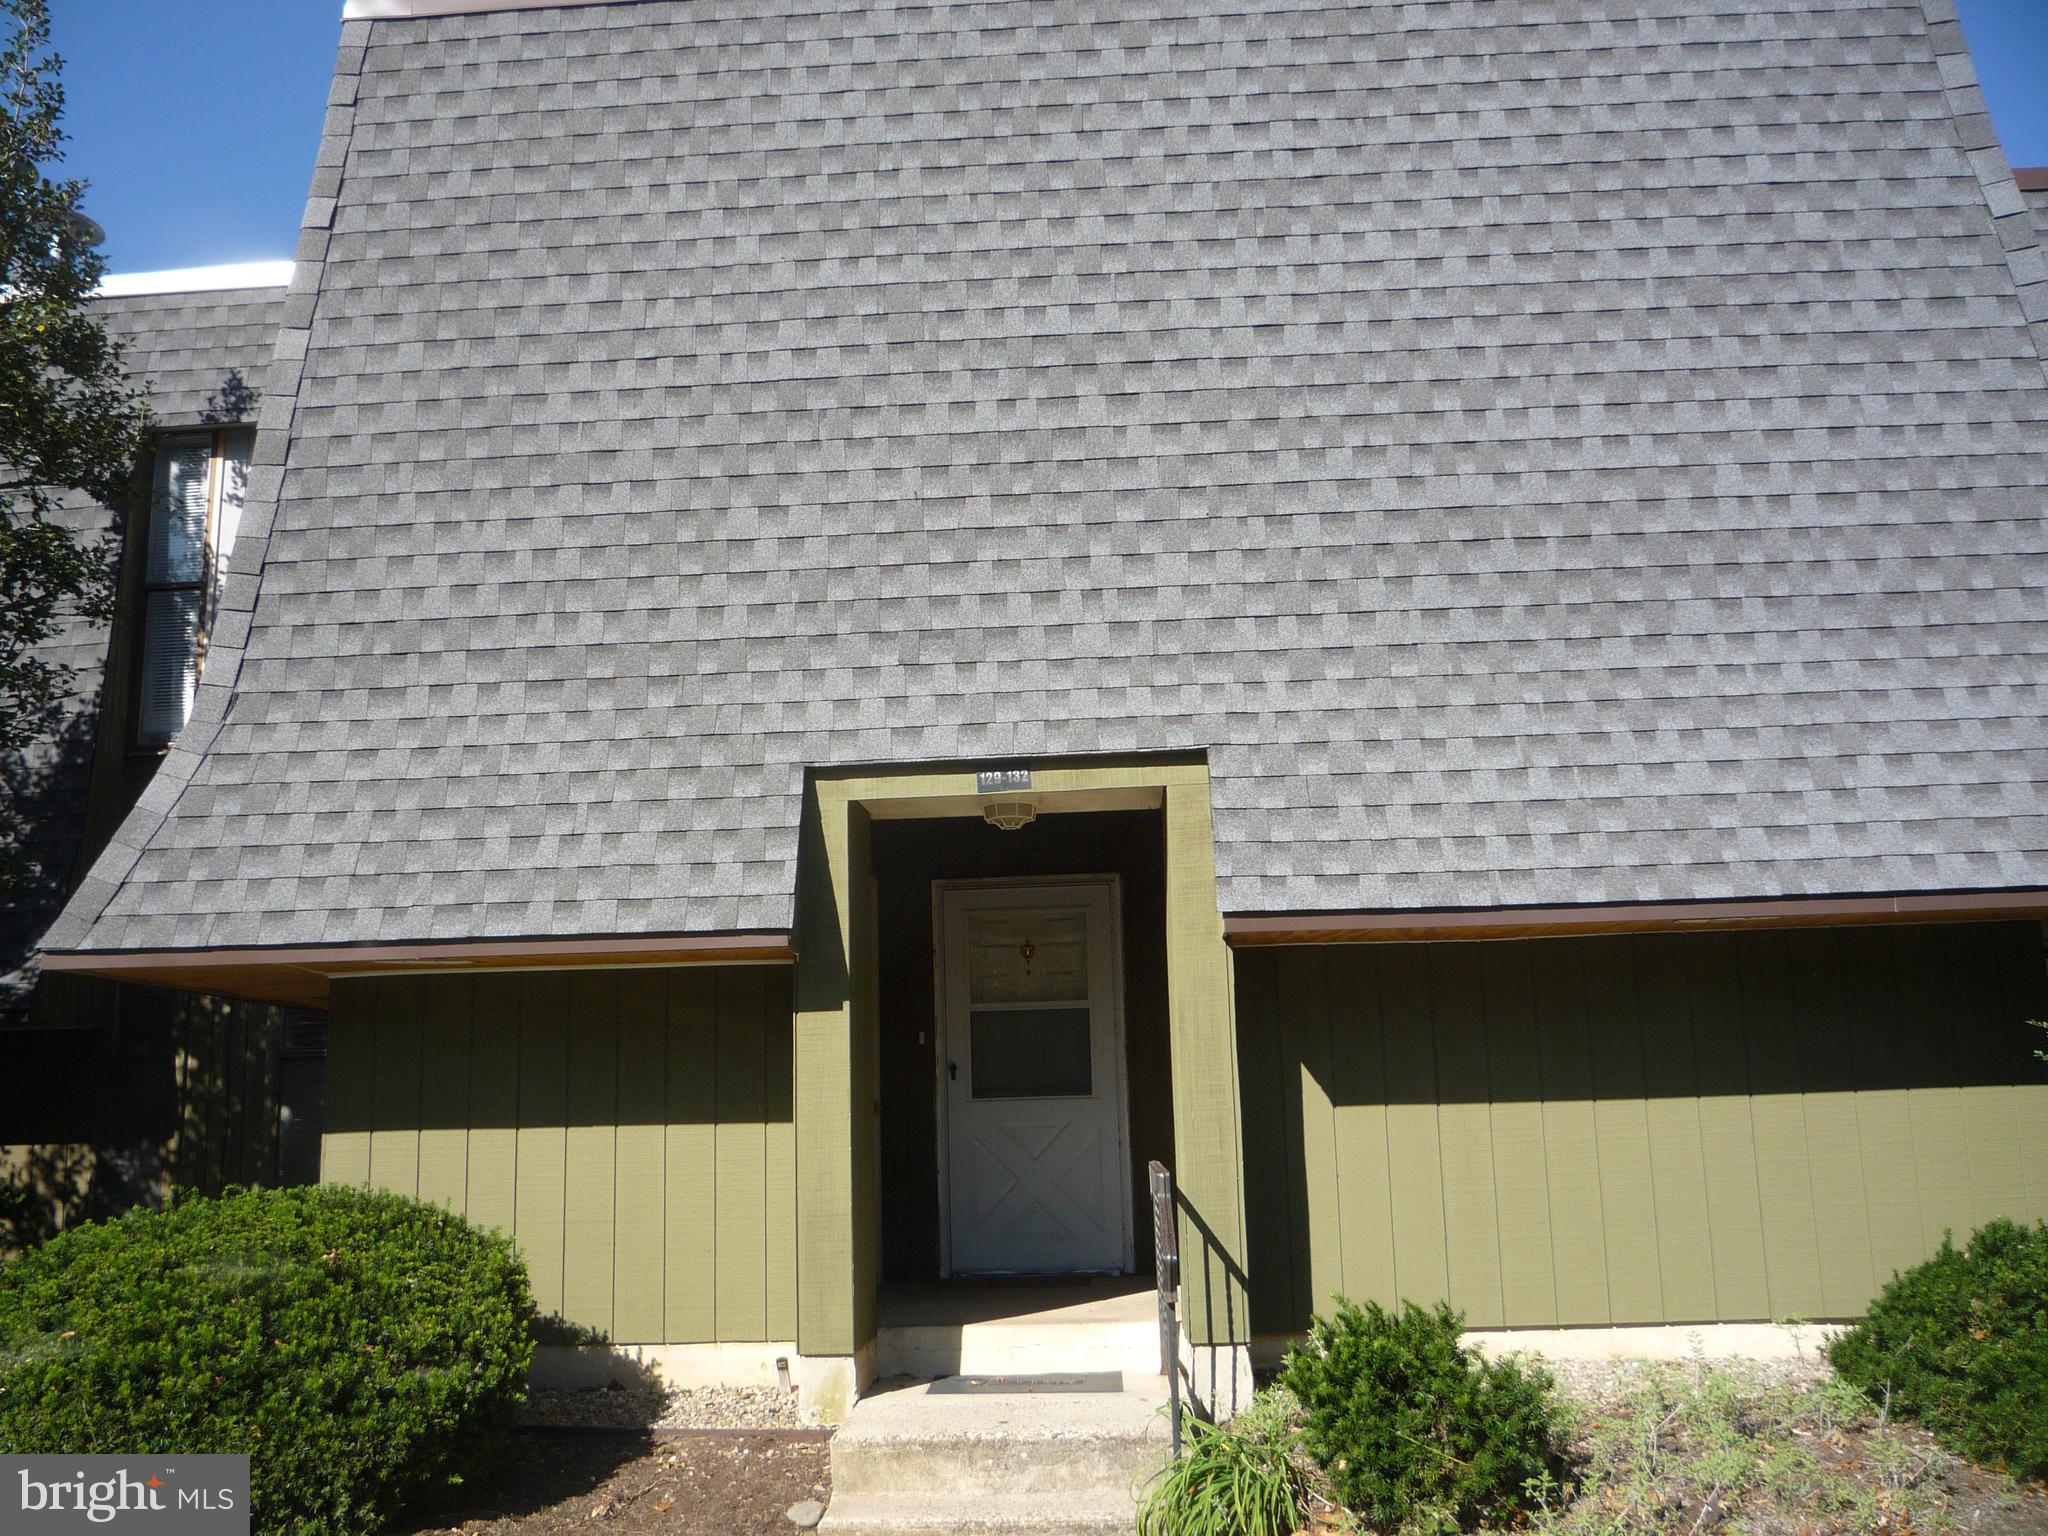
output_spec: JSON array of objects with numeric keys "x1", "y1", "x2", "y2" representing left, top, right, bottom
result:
[{"x1": 938, "y1": 879, "x2": 1131, "y2": 1275}]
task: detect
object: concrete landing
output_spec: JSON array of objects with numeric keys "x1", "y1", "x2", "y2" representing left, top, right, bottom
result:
[
  {"x1": 874, "y1": 1278, "x2": 1161, "y2": 1379},
  {"x1": 818, "y1": 1375, "x2": 1171, "y2": 1536}
]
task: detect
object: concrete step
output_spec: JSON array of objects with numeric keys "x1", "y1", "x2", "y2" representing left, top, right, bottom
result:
[
  {"x1": 873, "y1": 1282, "x2": 1163, "y2": 1380},
  {"x1": 818, "y1": 1490, "x2": 1140, "y2": 1536},
  {"x1": 827, "y1": 1377, "x2": 1171, "y2": 1503},
  {"x1": 875, "y1": 1318, "x2": 1161, "y2": 1379}
]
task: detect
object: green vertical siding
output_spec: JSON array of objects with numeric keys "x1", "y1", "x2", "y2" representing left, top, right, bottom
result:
[
  {"x1": 762, "y1": 963, "x2": 799, "y2": 1344},
  {"x1": 613, "y1": 971, "x2": 668, "y2": 1343},
  {"x1": 1161, "y1": 778, "x2": 1254, "y2": 1351},
  {"x1": 515, "y1": 973, "x2": 569, "y2": 1321},
  {"x1": 666, "y1": 969, "x2": 720, "y2": 1341},
  {"x1": 1238, "y1": 922, "x2": 2048, "y2": 1334},
  {"x1": 1529, "y1": 939, "x2": 1608, "y2": 1323},
  {"x1": 1480, "y1": 943, "x2": 1555, "y2": 1326},
  {"x1": 368, "y1": 981, "x2": 423, "y2": 1199},
  {"x1": 715, "y1": 966, "x2": 769, "y2": 1342},
  {"x1": 322, "y1": 965, "x2": 797, "y2": 1345},
  {"x1": 464, "y1": 974, "x2": 520, "y2": 1236},
  {"x1": 1327, "y1": 949, "x2": 1397, "y2": 1312},
  {"x1": 1682, "y1": 934, "x2": 1771, "y2": 1317},
  {"x1": 563, "y1": 971, "x2": 618, "y2": 1338},
  {"x1": 416, "y1": 981, "x2": 471, "y2": 1212},
  {"x1": 1433, "y1": 945, "x2": 1505, "y2": 1327},
  {"x1": 1632, "y1": 935, "x2": 1716, "y2": 1322}
]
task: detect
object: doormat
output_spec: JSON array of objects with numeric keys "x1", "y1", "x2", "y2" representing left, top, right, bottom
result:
[{"x1": 928, "y1": 1372, "x2": 1124, "y2": 1395}]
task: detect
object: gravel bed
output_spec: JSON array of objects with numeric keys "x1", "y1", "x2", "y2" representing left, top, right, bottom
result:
[
  {"x1": 523, "y1": 1382, "x2": 813, "y2": 1430},
  {"x1": 1537, "y1": 1349, "x2": 1833, "y2": 1406}
]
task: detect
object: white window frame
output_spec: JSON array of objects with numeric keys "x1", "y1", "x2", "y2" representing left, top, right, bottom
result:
[{"x1": 133, "y1": 428, "x2": 251, "y2": 749}]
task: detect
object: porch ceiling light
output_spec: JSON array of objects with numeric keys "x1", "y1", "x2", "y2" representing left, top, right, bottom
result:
[{"x1": 981, "y1": 796, "x2": 1038, "y2": 832}]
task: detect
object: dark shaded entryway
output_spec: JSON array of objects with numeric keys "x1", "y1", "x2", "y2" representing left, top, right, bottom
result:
[{"x1": 871, "y1": 809, "x2": 1175, "y2": 1281}]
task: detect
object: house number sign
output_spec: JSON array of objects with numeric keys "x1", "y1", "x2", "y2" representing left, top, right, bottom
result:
[{"x1": 975, "y1": 768, "x2": 1032, "y2": 794}]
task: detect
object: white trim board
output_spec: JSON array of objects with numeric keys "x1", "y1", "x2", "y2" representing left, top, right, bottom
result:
[{"x1": 97, "y1": 262, "x2": 294, "y2": 298}]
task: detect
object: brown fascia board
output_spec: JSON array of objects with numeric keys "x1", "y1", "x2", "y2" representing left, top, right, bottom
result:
[
  {"x1": 2015, "y1": 167, "x2": 2048, "y2": 192},
  {"x1": 1223, "y1": 888, "x2": 2048, "y2": 946},
  {"x1": 39, "y1": 931, "x2": 797, "y2": 1011}
]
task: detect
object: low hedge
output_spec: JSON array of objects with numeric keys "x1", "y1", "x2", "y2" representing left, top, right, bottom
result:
[
  {"x1": 0, "y1": 1184, "x2": 535, "y2": 1535},
  {"x1": 1827, "y1": 1216, "x2": 2048, "y2": 1478},
  {"x1": 1280, "y1": 1298, "x2": 1561, "y2": 1531}
]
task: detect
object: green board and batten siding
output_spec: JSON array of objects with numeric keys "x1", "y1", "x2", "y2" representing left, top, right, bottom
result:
[
  {"x1": 1238, "y1": 921, "x2": 2048, "y2": 1335},
  {"x1": 323, "y1": 966, "x2": 797, "y2": 1345}
]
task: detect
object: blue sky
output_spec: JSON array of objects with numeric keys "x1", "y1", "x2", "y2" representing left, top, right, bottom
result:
[
  {"x1": 51, "y1": 0, "x2": 2048, "y2": 275},
  {"x1": 59, "y1": 0, "x2": 341, "y2": 273}
]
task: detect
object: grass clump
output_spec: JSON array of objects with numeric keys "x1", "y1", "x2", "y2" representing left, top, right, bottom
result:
[
  {"x1": 1280, "y1": 1298, "x2": 1561, "y2": 1533},
  {"x1": 1536, "y1": 1360, "x2": 1957, "y2": 1535},
  {"x1": 1826, "y1": 1216, "x2": 2048, "y2": 1479},
  {"x1": 1137, "y1": 1386, "x2": 1311, "y2": 1536}
]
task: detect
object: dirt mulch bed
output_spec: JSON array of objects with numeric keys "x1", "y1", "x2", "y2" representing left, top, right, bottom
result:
[
  {"x1": 390, "y1": 1428, "x2": 831, "y2": 1536},
  {"x1": 1533, "y1": 1358, "x2": 2048, "y2": 1536},
  {"x1": 1808, "y1": 1422, "x2": 2048, "y2": 1536}
]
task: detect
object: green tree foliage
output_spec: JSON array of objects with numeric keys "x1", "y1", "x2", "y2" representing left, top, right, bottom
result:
[
  {"x1": 0, "y1": 0, "x2": 148, "y2": 774},
  {"x1": 1280, "y1": 1298, "x2": 1563, "y2": 1533},
  {"x1": 0, "y1": 1185, "x2": 537, "y2": 1536},
  {"x1": 1826, "y1": 1217, "x2": 2048, "y2": 1479}
]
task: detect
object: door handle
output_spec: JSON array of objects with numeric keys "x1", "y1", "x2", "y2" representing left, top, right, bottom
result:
[{"x1": 948, "y1": 1061, "x2": 958, "y2": 1081}]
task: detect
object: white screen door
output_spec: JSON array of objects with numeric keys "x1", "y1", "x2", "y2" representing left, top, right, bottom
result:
[{"x1": 938, "y1": 880, "x2": 1130, "y2": 1275}]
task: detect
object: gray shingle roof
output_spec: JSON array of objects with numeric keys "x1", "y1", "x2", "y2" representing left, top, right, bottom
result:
[
  {"x1": 4, "y1": 285, "x2": 284, "y2": 1000},
  {"x1": 98, "y1": 285, "x2": 287, "y2": 427},
  {"x1": 2024, "y1": 184, "x2": 2048, "y2": 248},
  {"x1": 47, "y1": 0, "x2": 2048, "y2": 952}
]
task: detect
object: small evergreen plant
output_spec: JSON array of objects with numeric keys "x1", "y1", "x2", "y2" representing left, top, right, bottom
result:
[
  {"x1": 0, "y1": 1184, "x2": 536, "y2": 1536},
  {"x1": 1280, "y1": 1297, "x2": 1561, "y2": 1532},
  {"x1": 1826, "y1": 1216, "x2": 2048, "y2": 1479}
]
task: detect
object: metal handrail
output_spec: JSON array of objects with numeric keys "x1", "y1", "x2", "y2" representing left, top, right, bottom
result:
[{"x1": 1147, "y1": 1159, "x2": 1182, "y2": 1456}]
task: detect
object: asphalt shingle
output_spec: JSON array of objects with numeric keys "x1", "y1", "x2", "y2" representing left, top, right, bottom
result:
[
  {"x1": 44, "y1": 0, "x2": 2048, "y2": 951},
  {"x1": 4, "y1": 283, "x2": 285, "y2": 998},
  {"x1": 96, "y1": 285, "x2": 287, "y2": 428}
]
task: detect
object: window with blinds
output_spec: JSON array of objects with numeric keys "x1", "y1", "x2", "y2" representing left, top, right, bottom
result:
[{"x1": 135, "y1": 429, "x2": 254, "y2": 747}]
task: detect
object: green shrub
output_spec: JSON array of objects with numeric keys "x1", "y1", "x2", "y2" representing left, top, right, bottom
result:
[
  {"x1": 1280, "y1": 1297, "x2": 1561, "y2": 1532},
  {"x1": 1137, "y1": 1387, "x2": 1310, "y2": 1536},
  {"x1": 1826, "y1": 1216, "x2": 2048, "y2": 1478},
  {"x1": 0, "y1": 1184, "x2": 535, "y2": 1535}
]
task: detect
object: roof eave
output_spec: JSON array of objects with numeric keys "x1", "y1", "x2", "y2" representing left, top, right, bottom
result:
[
  {"x1": 1223, "y1": 888, "x2": 2048, "y2": 947},
  {"x1": 38, "y1": 931, "x2": 798, "y2": 1011}
]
